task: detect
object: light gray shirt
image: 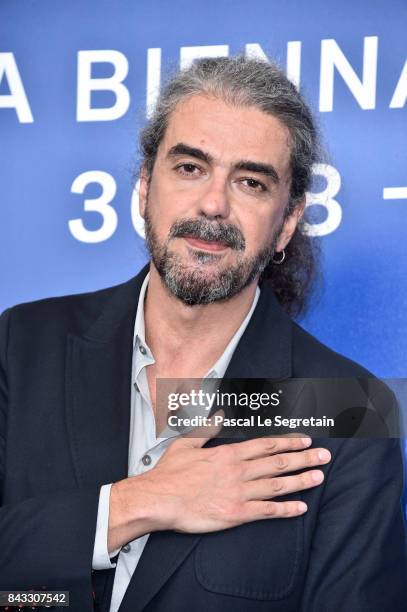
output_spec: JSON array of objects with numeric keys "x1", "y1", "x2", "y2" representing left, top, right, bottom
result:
[{"x1": 92, "y1": 272, "x2": 260, "y2": 612}]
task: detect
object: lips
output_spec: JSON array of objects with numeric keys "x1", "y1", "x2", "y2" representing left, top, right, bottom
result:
[{"x1": 183, "y1": 236, "x2": 229, "y2": 252}]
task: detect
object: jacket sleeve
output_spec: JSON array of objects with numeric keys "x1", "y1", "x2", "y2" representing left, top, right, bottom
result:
[
  {"x1": 0, "y1": 308, "x2": 100, "y2": 612},
  {"x1": 300, "y1": 436, "x2": 407, "y2": 611}
]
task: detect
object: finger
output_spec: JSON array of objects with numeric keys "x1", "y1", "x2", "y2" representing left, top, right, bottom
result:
[
  {"x1": 243, "y1": 447, "x2": 331, "y2": 480},
  {"x1": 176, "y1": 409, "x2": 225, "y2": 448},
  {"x1": 232, "y1": 435, "x2": 312, "y2": 461},
  {"x1": 244, "y1": 469, "x2": 325, "y2": 500},
  {"x1": 242, "y1": 499, "x2": 308, "y2": 521}
]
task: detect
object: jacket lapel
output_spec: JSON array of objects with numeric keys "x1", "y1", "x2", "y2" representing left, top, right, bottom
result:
[
  {"x1": 223, "y1": 282, "x2": 292, "y2": 380},
  {"x1": 65, "y1": 266, "x2": 148, "y2": 488},
  {"x1": 118, "y1": 279, "x2": 294, "y2": 612}
]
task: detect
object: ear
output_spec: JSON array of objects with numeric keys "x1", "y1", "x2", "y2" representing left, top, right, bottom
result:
[
  {"x1": 275, "y1": 198, "x2": 306, "y2": 252},
  {"x1": 139, "y1": 163, "x2": 150, "y2": 219}
]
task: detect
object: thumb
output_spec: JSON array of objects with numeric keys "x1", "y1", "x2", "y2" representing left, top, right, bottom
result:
[{"x1": 177, "y1": 409, "x2": 225, "y2": 449}]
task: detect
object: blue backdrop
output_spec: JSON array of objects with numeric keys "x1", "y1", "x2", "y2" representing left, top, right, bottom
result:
[{"x1": 1, "y1": 2, "x2": 406, "y2": 434}]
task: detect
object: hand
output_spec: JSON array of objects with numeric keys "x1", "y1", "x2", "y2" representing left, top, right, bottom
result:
[
  {"x1": 149, "y1": 430, "x2": 331, "y2": 533},
  {"x1": 108, "y1": 418, "x2": 331, "y2": 551}
]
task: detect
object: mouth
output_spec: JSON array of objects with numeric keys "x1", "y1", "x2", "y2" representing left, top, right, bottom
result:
[{"x1": 183, "y1": 236, "x2": 229, "y2": 252}]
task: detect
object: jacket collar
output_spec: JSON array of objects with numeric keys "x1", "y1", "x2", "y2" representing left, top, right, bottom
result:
[
  {"x1": 82, "y1": 262, "x2": 293, "y2": 378},
  {"x1": 224, "y1": 279, "x2": 292, "y2": 380}
]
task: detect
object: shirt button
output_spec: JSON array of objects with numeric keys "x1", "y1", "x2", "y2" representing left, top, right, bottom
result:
[
  {"x1": 139, "y1": 345, "x2": 147, "y2": 355},
  {"x1": 122, "y1": 544, "x2": 131, "y2": 553},
  {"x1": 142, "y1": 454, "x2": 152, "y2": 466}
]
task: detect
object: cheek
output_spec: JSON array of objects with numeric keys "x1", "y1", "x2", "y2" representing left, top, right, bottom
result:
[
  {"x1": 146, "y1": 185, "x2": 183, "y2": 239},
  {"x1": 147, "y1": 179, "x2": 201, "y2": 232},
  {"x1": 241, "y1": 213, "x2": 279, "y2": 253}
]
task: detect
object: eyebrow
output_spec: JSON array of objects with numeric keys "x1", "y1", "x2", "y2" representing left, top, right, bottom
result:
[
  {"x1": 167, "y1": 143, "x2": 214, "y2": 164},
  {"x1": 167, "y1": 142, "x2": 280, "y2": 185},
  {"x1": 234, "y1": 160, "x2": 280, "y2": 185}
]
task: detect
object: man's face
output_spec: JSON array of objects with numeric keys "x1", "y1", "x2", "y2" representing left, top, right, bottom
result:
[{"x1": 139, "y1": 94, "x2": 303, "y2": 305}]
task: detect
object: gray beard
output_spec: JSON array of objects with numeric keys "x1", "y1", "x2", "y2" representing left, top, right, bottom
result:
[{"x1": 144, "y1": 207, "x2": 278, "y2": 306}]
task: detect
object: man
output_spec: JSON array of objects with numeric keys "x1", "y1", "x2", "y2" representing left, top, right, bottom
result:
[{"x1": 0, "y1": 57, "x2": 406, "y2": 611}]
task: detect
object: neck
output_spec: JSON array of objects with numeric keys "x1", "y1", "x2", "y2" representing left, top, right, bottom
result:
[{"x1": 144, "y1": 263, "x2": 258, "y2": 376}]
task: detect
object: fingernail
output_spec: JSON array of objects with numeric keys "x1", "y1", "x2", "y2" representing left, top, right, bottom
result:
[
  {"x1": 318, "y1": 449, "x2": 331, "y2": 461},
  {"x1": 302, "y1": 437, "x2": 312, "y2": 447},
  {"x1": 312, "y1": 470, "x2": 324, "y2": 483},
  {"x1": 298, "y1": 501, "x2": 308, "y2": 513}
]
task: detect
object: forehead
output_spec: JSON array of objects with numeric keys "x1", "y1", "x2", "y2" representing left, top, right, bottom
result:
[{"x1": 159, "y1": 94, "x2": 292, "y2": 179}]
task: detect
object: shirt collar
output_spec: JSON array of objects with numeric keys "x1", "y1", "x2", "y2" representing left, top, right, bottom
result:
[
  {"x1": 133, "y1": 271, "x2": 150, "y2": 351},
  {"x1": 133, "y1": 271, "x2": 260, "y2": 378}
]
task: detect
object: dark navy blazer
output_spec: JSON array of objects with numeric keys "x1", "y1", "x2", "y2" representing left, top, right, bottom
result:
[{"x1": 0, "y1": 264, "x2": 406, "y2": 611}]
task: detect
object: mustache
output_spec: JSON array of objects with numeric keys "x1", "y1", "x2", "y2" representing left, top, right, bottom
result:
[{"x1": 169, "y1": 218, "x2": 245, "y2": 251}]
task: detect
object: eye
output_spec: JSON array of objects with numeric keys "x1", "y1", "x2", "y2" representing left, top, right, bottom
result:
[
  {"x1": 174, "y1": 163, "x2": 202, "y2": 176},
  {"x1": 241, "y1": 177, "x2": 267, "y2": 192}
]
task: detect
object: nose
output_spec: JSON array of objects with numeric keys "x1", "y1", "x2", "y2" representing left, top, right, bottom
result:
[{"x1": 198, "y1": 174, "x2": 231, "y2": 220}]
